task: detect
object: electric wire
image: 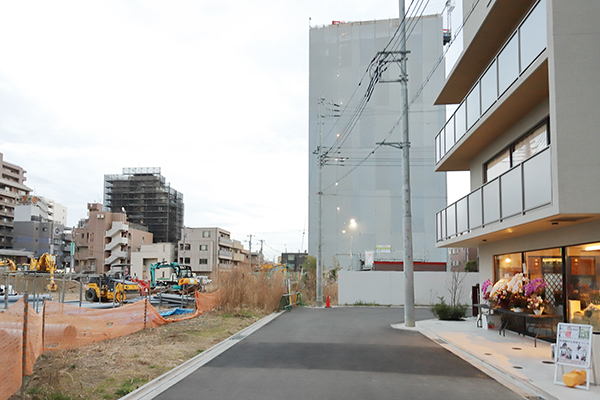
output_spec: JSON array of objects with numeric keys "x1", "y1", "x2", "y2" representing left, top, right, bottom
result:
[{"x1": 321, "y1": 0, "x2": 482, "y2": 193}]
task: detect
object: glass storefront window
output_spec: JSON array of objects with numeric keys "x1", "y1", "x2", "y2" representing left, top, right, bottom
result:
[
  {"x1": 524, "y1": 248, "x2": 563, "y2": 309},
  {"x1": 566, "y1": 243, "x2": 600, "y2": 327},
  {"x1": 495, "y1": 252, "x2": 523, "y2": 280}
]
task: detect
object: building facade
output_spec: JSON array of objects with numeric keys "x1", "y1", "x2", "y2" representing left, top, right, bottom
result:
[
  {"x1": 130, "y1": 242, "x2": 176, "y2": 280},
  {"x1": 13, "y1": 221, "x2": 71, "y2": 268},
  {"x1": 434, "y1": 0, "x2": 600, "y2": 324},
  {"x1": 178, "y1": 227, "x2": 248, "y2": 275},
  {"x1": 308, "y1": 17, "x2": 447, "y2": 271},
  {"x1": 104, "y1": 167, "x2": 184, "y2": 244},
  {"x1": 74, "y1": 203, "x2": 153, "y2": 273},
  {"x1": 0, "y1": 153, "x2": 30, "y2": 249},
  {"x1": 280, "y1": 252, "x2": 308, "y2": 272}
]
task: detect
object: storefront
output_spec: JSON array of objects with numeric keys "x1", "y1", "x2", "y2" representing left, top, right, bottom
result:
[{"x1": 491, "y1": 241, "x2": 600, "y2": 331}]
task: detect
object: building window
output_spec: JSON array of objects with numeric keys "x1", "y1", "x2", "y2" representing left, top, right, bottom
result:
[
  {"x1": 289, "y1": 255, "x2": 295, "y2": 261},
  {"x1": 200, "y1": 244, "x2": 208, "y2": 251},
  {"x1": 202, "y1": 231, "x2": 210, "y2": 238},
  {"x1": 566, "y1": 243, "x2": 600, "y2": 323},
  {"x1": 494, "y1": 252, "x2": 523, "y2": 281},
  {"x1": 199, "y1": 259, "x2": 208, "y2": 265},
  {"x1": 485, "y1": 121, "x2": 549, "y2": 182},
  {"x1": 184, "y1": 257, "x2": 190, "y2": 264}
]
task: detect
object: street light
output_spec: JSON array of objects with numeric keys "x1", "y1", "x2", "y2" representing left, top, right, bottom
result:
[{"x1": 349, "y1": 219, "x2": 357, "y2": 270}]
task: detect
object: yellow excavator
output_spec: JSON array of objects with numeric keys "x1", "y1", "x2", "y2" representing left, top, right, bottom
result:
[
  {"x1": 25, "y1": 253, "x2": 58, "y2": 291},
  {"x1": 0, "y1": 259, "x2": 17, "y2": 271}
]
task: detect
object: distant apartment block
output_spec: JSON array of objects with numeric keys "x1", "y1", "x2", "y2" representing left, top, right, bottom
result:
[
  {"x1": 104, "y1": 167, "x2": 184, "y2": 244},
  {"x1": 74, "y1": 203, "x2": 153, "y2": 273},
  {"x1": 280, "y1": 252, "x2": 308, "y2": 272},
  {"x1": 130, "y1": 242, "x2": 176, "y2": 281},
  {"x1": 178, "y1": 227, "x2": 248, "y2": 275},
  {"x1": 0, "y1": 152, "x2": 30, "y2": 249},
  {"x1": 13, "y1": 221, "x2": 71, "y2": 268}
]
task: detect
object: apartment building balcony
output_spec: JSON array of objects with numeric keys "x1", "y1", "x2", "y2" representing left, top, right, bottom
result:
[
  {"x1": 106, "y1": 222, "x2": 128, "y2": 238},
  {"x1": 435, "y1": 146, "x2": 600, "y2": 247},
  {"x1": 104, "y1": 236, "x2": 128, "y2": 252},
  {"x1": 218, "y1": 250, "x2": 233, "y2": 260},
  {"x1": 233, "y1": 252, "x2": 245, "y2": 263},
  {"x1": 435, "y1": 0, "x2": 548, "y2": 171},
  {"x1": 105, "y1": 250, "x2": 128, "y2": 265},
  {"x1": 218, "y1": 236, "x2": 233, "y2": 247}
]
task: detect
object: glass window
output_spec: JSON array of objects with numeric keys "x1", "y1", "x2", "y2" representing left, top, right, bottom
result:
[
  {"x1": 524, "y1": 248, "x2": 563, "y2": 310},
  {"x1": 486, "y1": 149, "x2": 510, "y2": 182},
  {"x1": 199, "y1": 259, "x2": 208, "y2": 264},
  {"x1": 498, "y1": 33, "x2": 519, "y2": 95},
  {"x1": 512, "y1": 123, "x2": 548, "y2": 164},
  {"x1": 200, "y1": 244, "x2": 208, "y2": 251},
  {"x1": 495, "y1": 252, "x2": 523, "y2": 281},
  {"x1": 289, "y1": 255, "x2": 295, "y2": 261},
  {"x1": 202, "y1": 231, "x2": 210, "y2": 238},
  {"x1": 566, "y1": 243, "x2": 600, "y2": 326}
]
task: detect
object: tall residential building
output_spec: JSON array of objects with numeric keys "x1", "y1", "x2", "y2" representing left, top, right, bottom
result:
[
  {"x1": 308, "y1": 17, "x2": 447, "y2": 271},
  {"x1": 14, "y1": 195, "x2": 67, "y2": 224},
  {"x1": 104, "y1": 167, "x2": 184, "y2": 244},
  {"x1": 434, "y1": 0, "x2": 600, "y2": 325},
  {"x1": 0, "y1": 152, "x2": 30, "y2": 249},
  {"x1": 74, "y1": 203, "x2": 153, "y2": 273},
  {"x1": 178, "y1": 227, "x2": 248, "y2": 275},
  {"x1": 13, "y1": 221, "x2": 71, "y2": 268}
]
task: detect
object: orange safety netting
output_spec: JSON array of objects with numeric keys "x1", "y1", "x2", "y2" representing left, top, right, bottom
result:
[{"x1": 0, "y1": 290, "x2": 221, "y2": 400}]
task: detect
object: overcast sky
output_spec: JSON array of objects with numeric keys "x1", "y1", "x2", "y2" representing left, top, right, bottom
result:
[{"x1": 0, "y1": 0, "x2": 462, "y2": 261}]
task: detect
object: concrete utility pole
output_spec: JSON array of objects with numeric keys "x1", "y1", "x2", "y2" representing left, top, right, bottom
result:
[
  {"x1": 400, "y1": 0, "x2": 415, "y2": 328},
  {"x1": 316, "y1": 97, "x2": 325, "y2": 308},
  {"x1": 247, "y1": 234, "x2": 253, "y2": 268}
]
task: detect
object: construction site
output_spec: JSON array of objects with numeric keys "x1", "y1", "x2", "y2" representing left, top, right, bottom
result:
[{"x1": 0, "y1": 258, "x2": 325, "y2": 400}]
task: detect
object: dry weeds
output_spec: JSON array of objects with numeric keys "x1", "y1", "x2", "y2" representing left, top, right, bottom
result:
[{"x1": 12, "y1": 311, "x2": 266, "y2": 400}]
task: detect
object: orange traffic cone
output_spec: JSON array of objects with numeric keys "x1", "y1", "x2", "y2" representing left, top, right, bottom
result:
[{"x1": 325, "y1": 295, "x2": 331, "y2": 308}]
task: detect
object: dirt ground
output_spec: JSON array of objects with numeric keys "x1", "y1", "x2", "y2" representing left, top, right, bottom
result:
[
  {"x1": 11, "y1": 310, "x2": 266, "y2": 400},
  {"x1": 4, "y1": 274, "x2": 269, "y2": 400}
]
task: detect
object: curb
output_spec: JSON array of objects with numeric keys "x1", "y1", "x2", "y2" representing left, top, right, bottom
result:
[
  {"x1": 121, "y1": 311, "x2": 285, "y2": 400},
  {"x1": 392, "y1": 321, "x2": 559, "y2": 400}
]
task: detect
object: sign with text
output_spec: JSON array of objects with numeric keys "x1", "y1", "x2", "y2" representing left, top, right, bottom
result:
[
  {"x1": 376, "y1": 245, "x2": 391, "y2": 253},
  {"x1": 555, "y1": 323, "x2": 592, "y2": 369}
]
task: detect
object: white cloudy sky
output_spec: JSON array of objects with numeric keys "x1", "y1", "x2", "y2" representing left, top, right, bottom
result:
[{"x1": 0, "y1": 0, "x2": 464, "y2": 261}]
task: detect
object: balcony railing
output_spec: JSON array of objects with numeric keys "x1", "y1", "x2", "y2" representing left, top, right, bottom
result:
[
  {"x1": 437, "y1": 147, "x2": 551, "y2": 242},
  {"x1": 435, "y1": 0, "x2": 547, "y2": 165},
  {"x1": 218, "y1": 250, "x2": 233, "y2": 259}
]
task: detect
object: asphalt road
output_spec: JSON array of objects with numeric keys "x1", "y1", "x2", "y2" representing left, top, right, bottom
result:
[{"x1": 154, "y1": 307, "x2": 524, "y2": 400}]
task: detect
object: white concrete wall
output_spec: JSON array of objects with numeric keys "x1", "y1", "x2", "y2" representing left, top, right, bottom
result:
[{"x1": 338, "y1": 270, "x2": 480, "y2": 306}]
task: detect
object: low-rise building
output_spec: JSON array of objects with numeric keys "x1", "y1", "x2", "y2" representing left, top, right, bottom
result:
[
  {"x1": 130, "y1": 243, "x2": 176, "y2": 280},
  {"x1": 178, "y1": 227, "x2": 248, "y2": 275}
]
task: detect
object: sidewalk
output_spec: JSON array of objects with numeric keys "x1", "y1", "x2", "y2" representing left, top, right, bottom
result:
[{"x1": 393, "y1": 317, "x2": 599, "y2": 400}]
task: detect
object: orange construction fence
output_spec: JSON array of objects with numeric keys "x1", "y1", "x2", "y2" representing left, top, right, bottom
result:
[{"x1": 0, "y1": 291, "x2": 221, "y2": 400}]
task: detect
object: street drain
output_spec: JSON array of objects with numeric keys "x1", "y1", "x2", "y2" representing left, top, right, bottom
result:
[
  {"x1": 512, "y1": 347, "x2": 522, "y2": 350},
  {"x1": 542, "y1": 361, "x2": 554, "y2": 364},
  {"x1": 513, "y1": 366, "x2": 523, "y2": 369},
  {"x1": 484, "y1": 353, "x2": 492, "y2": 356}
]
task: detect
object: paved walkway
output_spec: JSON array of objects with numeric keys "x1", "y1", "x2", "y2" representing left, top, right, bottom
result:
[
  {"x1": 124, "y1": 307, "x2": 539, "y2": 400},
  {"x1": 404, "y1": 316, "x2": 600, "y2": 400}
]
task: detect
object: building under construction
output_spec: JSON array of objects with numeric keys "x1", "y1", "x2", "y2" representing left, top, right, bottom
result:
[{"x1": 103, "y1": 167, "x2": 184, "y2": 244}]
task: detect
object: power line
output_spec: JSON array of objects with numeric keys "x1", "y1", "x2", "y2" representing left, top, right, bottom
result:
[{"x1": 320, "y1": 0, "x2": 482, "y2": 192}]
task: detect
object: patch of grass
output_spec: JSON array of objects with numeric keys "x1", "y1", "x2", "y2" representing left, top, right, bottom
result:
[
  {"x1": 353, "y1": 300, "x2": 389, "y2": 307},
  {"x1": 114, "y1": 377, "x2": 147, "y2": 397},
  {"x1": 196, "y1": 349, "x2": 205, "y2": 355}
]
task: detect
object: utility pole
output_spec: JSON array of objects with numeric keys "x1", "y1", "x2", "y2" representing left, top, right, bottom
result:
[
  {"x1": 316, "y1": 97, "x2": 325, "y2": 308},
  {"x1": 247, "y1": 234, "x2": 253, "y2": 268},
  {"x1": 399, "y1": 0, "x2": 415, "y2": 328}
]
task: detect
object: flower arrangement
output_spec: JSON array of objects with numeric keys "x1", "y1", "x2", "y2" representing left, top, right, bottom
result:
[
  {"x1": 481, "y1": 279, "x2": 493, "y2": 301},
  {"x1": 488, "y1": 278, "x2": 510, "y2": 308},
  {"x1": 528, "y1": 295, "x2": 548, "y2": 313},
  {"x1": 524, "y1": 277, "x2": 546, "y2": 298}
]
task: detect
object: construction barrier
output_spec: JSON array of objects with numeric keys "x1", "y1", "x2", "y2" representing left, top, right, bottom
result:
[{"x1": 0, "y1": 290, "x2": 221, "y2": 400}]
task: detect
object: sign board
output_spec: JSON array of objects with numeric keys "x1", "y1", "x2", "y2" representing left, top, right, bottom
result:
[
  {"x1": 555, "y1": 323, "x2": 592, "y2": 369},
  {"x1": 365, "y1": 251, "x2": 374, "y2": 268},
  {"x1": 376, "y1": 245, "x2": 391, "y2": 253},
  {"x1": 70, "y1": 242, "x2": 75, "y2": 256}
]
